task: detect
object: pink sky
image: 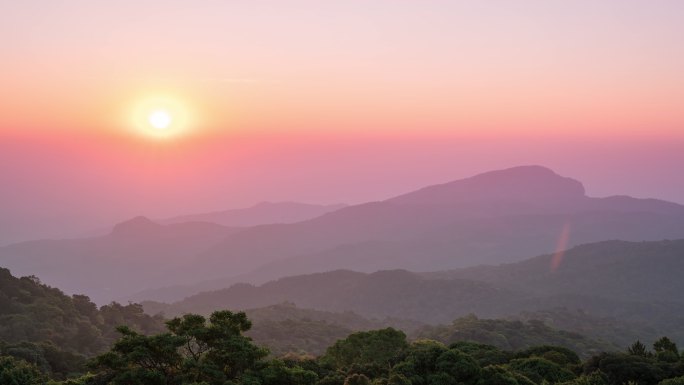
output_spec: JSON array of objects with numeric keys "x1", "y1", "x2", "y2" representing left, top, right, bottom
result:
[{"x1": 1, "y1": 1, "x2": 683, "y2": 243}]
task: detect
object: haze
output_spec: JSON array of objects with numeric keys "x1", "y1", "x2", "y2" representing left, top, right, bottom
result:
[
  {"x1": 2, "y1": 1, "x2": 683, "y2": 244},
  {"x1": 4, "y1": 3, "x2": 684, "y2": 384}
]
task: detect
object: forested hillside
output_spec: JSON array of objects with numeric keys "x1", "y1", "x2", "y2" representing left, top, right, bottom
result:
[
  {"x1": 142, "y1": 239, "x2": 684, "y2": 349},
  {"x1": 0, "y1": 267, "x2": 165, "y2": 356},
  {"x1": 3, "y1": 308, "x2": 684, "y2": 385},
  {"x1": 433, "y1": 239, "x2": 684, "y2": 303},
  {"x1": 512, "y1": 308, "x2": 672, "y2": 352},
  {"x1": 141, "y1": 269, "x2": 518, "y2": 322},
  {"x1": 3, "y1": 234, "x2": 684, "y2": 382},
  {"x1": 416, "y1": 315, "x2": 616, "y2": 357},
  {"x1": 245, "y1": 303, "x2": 423, "y2": 356},
  {"x1": 0, "y1": 266, "x2": 167, "y2": 380}
]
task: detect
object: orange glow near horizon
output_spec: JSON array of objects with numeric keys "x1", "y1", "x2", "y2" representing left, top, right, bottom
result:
[
  {"x1": 1, "y1": 2, "x2": 683, "y2": 140},
  {"x1": 1, "y1": 74, "x2": 682, "y2": 141},
  {"x1": 2, "y1": 1, "x2": 684, "y2": 244}
]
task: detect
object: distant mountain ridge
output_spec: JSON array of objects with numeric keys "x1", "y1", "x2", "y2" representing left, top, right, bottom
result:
[
  {"x1": 389, "y1": 165, "x2": 586, "y2": 206},
  {"x1": 0, "y1": 219, "x2": 241, "y2": 303},
  {"x1": 142, "y1": 268, "x2": 518, "y2": 322},
  {"x1": 4, "y1": 165, "x2": 684, "y2": 304},
  {"x1": 429, "y1": 238, "x2": 684, "y2": 303},
  {"x1": 143, "y1": 239, "x2": 684, "y2": 347},
  {"x1": 167, "y1": 165, "x2": 684, "y2": 294},
  {"x1": 161, "y1": 201, "x2": 347, "y2": 226},
  {"x1": 0, "y1": 202, "x2": 346, "y2": 303}
]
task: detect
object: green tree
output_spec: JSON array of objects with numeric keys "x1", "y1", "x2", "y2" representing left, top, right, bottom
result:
[
  {"x1": 169, "y1": 311, "x2": 268, "y2": 383},
  {"x1": 317, "y1": 373, "x2": 346, "y2": 385},
  {"x1": 391, "y1": 340, "x2": 448, "y2": 385},
  {"x1": 557, "y1": 371, "x2": 608, "y2": 385},
  {"x1": 584, "y1": 352, "x2": 665, "y2": 385},
  {"x1": 391, "y1": 340, "x2": 485, "y2": 385},
  {"x1": 386, "y1": 373, "x2": 411, "y2": 385},
  {"x1": 516, "y1": 345, "x2": 581, "y2": 367},
  {"x1": 322, "y1": 328, "x2": 408, "y2": 371},
  {"x1": 49, "y1": 373, "x2": 98, "y2": 385},
  {"x1": 449, "y1": 341, "x2": 511, "y2": 367},
  {"x1": 654, "y1": 337, "x2": 679, "y2": 363},
  {"x1": 628, "y1": 341, "x2": 650, "y2": 357},
  {"x1": 92, "y1": 310, "x2": 268, "y2": 385},
  {"x1": 475, "y1": 365, "x2": 537, "y2": 385},
  {"x1": 507, "y1": 357, "x2": 575, "y2": 384},
  {"x1": 0, "y1": 356, "x2": 46, "y2": 385},
  {"x1": 344, "y1": 373, "x2": 371, "y2": 385},
  {"x1": 0, "y1": 341, "x2": 86, "y2": 380},
  {"x1": 434, "y1": 349, "x2": 481, "y2": 384},
  {"x1": 249, "y1": 359, "x2": 317, "y2": 385},
  {"x1": 93, "y1": 326, "x2": 185, "y2": 385}
]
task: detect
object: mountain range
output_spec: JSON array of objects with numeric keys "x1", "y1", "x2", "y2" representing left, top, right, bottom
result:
[
  {"x1": 143, "y1": 239, "x2": 684, "y2": 347},
  {"x1": 160, "y1": 201, "x2": 347, "y2": 226},
  {"x1": 2, "y1": 165, "x2": 684, "y2": 304}
]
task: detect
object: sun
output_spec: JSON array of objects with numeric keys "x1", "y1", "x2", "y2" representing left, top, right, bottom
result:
[
  {"x1": 129, "y1": 95, "x2": 193, "y2": 139},
  {"x1": 148, "y1": 110, "x2": 172, "y2": 130}
]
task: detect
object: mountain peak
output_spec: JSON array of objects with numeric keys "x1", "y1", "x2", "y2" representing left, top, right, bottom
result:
[
  {"x1": 389, "y1": 165, "x2": 586, "y2": 205},
  {"x1": 111, "y1": 216, "x2": 162, "y2": 236},
  {"x1": 478, "y1": 165, "x2": 559, "y2": 178}
]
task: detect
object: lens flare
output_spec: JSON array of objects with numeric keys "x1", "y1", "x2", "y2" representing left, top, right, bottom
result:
[{"x1": 550, "y1": 223, "x2": 571, "y2": 272}]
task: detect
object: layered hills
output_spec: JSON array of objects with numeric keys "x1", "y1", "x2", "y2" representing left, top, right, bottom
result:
[
  {"x1": 3, "y1": 165, "x2": 684, "y2": 304},
  {"x1": 143, "y1": 239, "x2": 684, "y2": 347}
]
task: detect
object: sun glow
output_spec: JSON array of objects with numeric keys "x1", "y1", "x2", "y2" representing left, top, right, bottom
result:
[
  {"x1": 148, "y1": 110, "x2": 172, "y2": 130},
  {"x1": 129, "y1": 95, "x2": 193, "y2": 139}
]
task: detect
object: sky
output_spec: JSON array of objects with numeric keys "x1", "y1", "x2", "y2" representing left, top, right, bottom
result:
[{"x1": 1, "y1": 1, "x2": 683, "y2": 244}]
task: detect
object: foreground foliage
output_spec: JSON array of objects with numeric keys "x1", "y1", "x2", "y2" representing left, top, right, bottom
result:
[
  {"x1": 0, "y1": 267, "x2": 165, "y2": 357},
  {"x1": 2, "y1": 309, "x2": 683, "y2": 385},
  {"x1": 3, "y1": 267, "x2": 684, "y2": 384},
  {"x1": 417, "y1": 314, "x2": 613, "y2": 357}
]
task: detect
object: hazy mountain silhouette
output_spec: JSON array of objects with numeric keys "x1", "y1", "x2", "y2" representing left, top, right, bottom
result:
[
  {"x1": 143, "y1": 269, "x2": 518, "y2": 322},
  {"x1": 4, "y1": 165, "x2": 684, "y2": 304},
  {"x1": 0, "y1": 218, "x2": 241, "y2": 303},
  {"x1": 388, "y1": 165, "x2": 586, "y2": 206},
  {"x1": 161, "y1": 201, "x2": 347, "y2": 227},
  {"x1": 145, "y1": 239, "x2": 684, "y2": 343},
  {"x1": 430, "y1": 239, "x2": 684, "y2": 303},
  {"x1": 152, "y1": 166, "x2": 684, "y2": 297}
]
